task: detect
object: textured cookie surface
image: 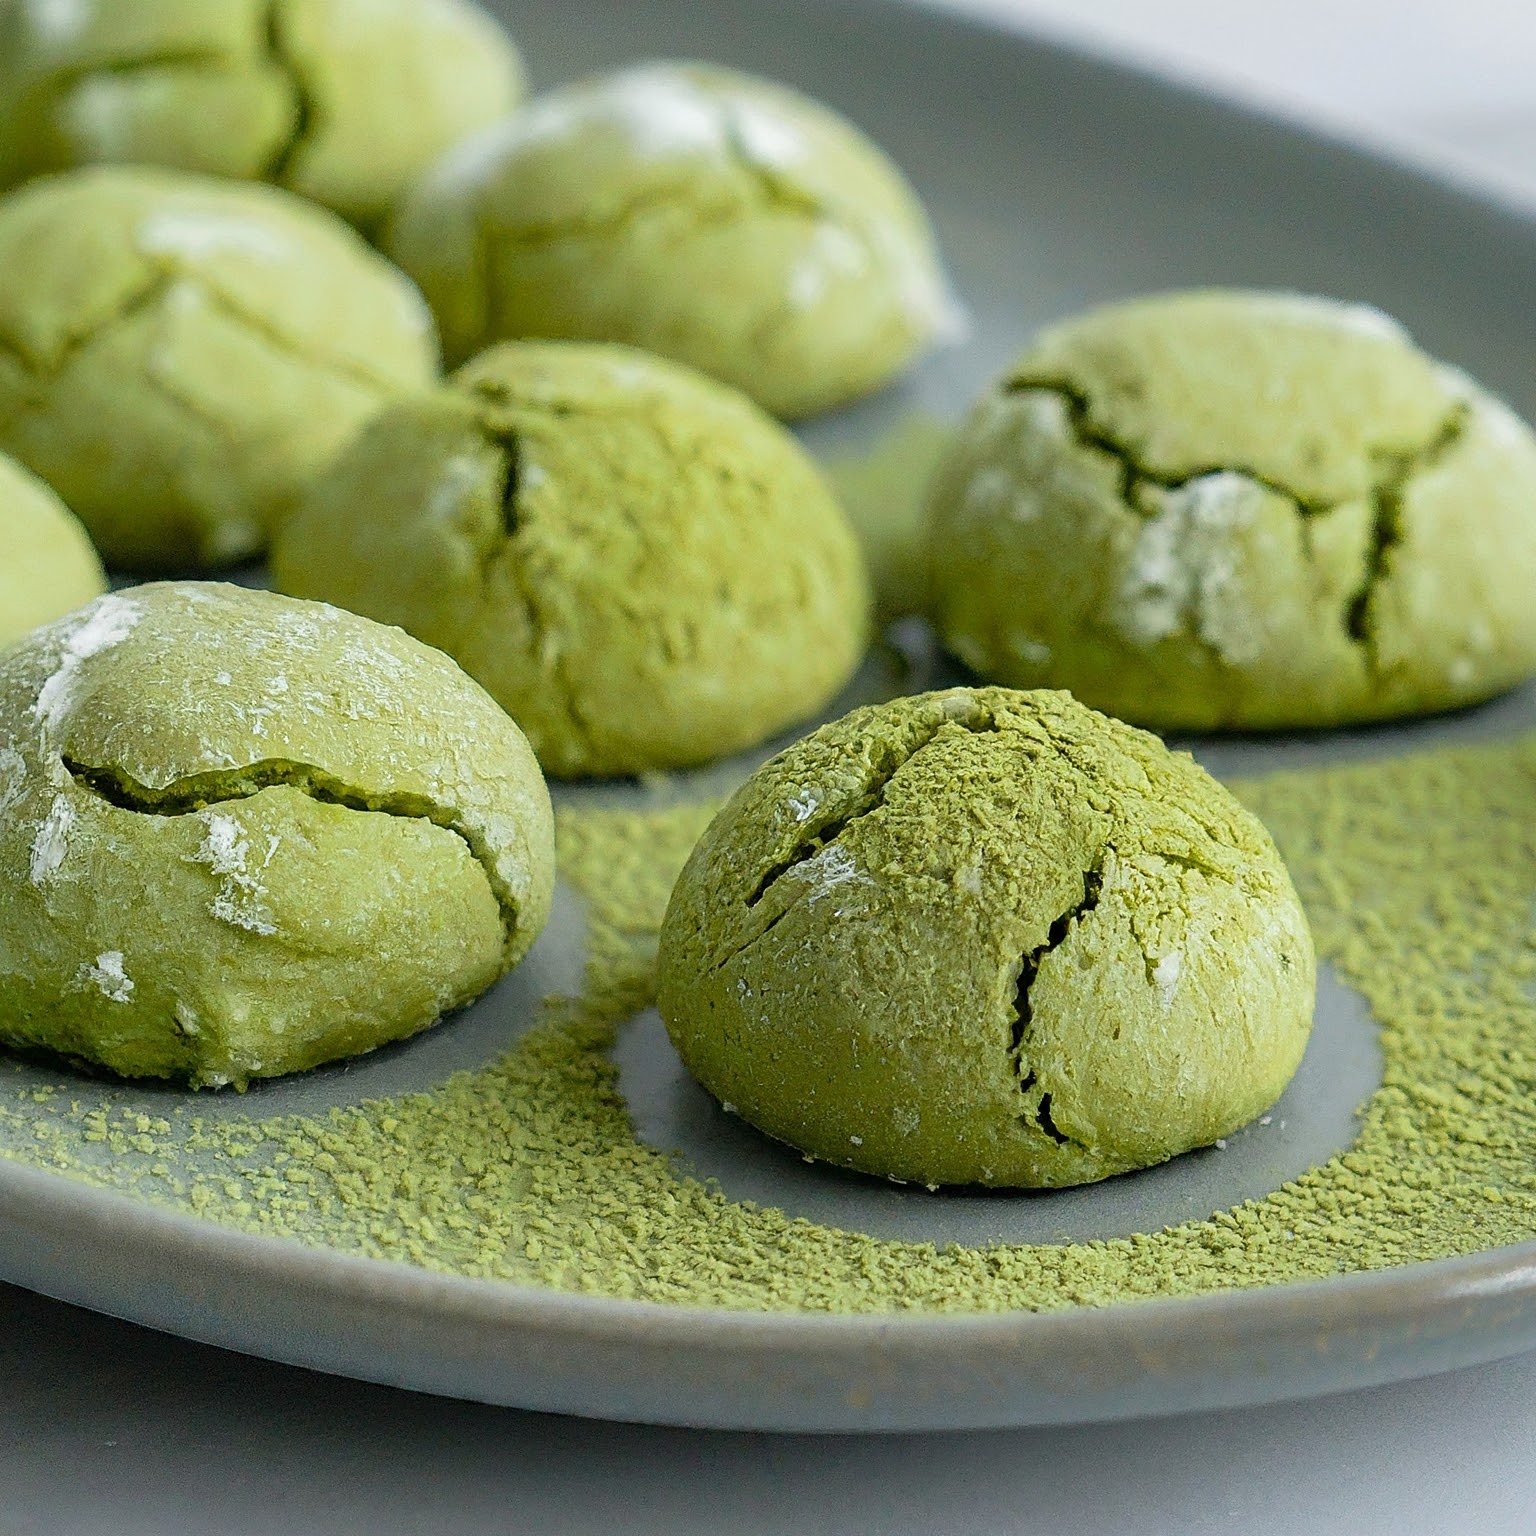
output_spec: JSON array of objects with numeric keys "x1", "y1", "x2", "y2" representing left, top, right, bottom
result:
[
  {"x1": 0, "y1": 451, "x2": 105, "y2": 649},
  {"x1": 0, "y1": 0, "x2": 525, "y2": 230},
  {"x1": 386, "y1": 61, "x2": 958, "y2": 418},
  {"x1": 272, "y1": 341, "x2": 872, "y2": 778},
  {"x1": 0, "y1": 165, "x2": 437, "y2": 571},
  {"x1": 926, "y1": 290, "x2": 1536, "y2": 728},
  {"x1": 0, "y1": 581, "x2": 554, "y2": 1088},
  {"x1": 658, "y1": 687, "x2": 1315, "y2": 1189}
]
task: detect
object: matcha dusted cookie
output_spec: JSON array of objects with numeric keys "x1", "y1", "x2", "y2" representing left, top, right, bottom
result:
[
  {"x1": 0, "y1": 451, "x2": 105, "y2": 649},
  {"x1": 272, "y1": 341, "x2": 872, "y2": 778},
  {"x1": 0, "y1": 0, "x2": 525, "y2": 231},
  {"x1": 0, "y1": 582, "x2": 555, "y2": 1088},
  {"x1": 926, "y1": 290, "x2": 1536, "y2": 730},
  {"x1": 658, "y1": 687, "x2": 1315, "y2": 1189},
  {"x1": 0, "y1": 166, "x2": 437, "y2": 571},
  {"x1": 386, "y1": 62, "x2": 960, "y2": 417}
]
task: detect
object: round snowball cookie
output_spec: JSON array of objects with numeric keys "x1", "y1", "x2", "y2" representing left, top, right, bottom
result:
[
  {"x1": 0, "y1": 452, "x2": 105, "y2": 649},
  {"x1": 926, "y1": 290, "x2": 1536, "y2": 730},
  {"x1": 385, "y1": 62, "x2": 960, "y2": 418},
  {"x1": 658, "y1": 687, "x2": 1315, "y2": 1189},
  {"x1": 272, "y1": 341, "x2": 873, "y2": 778},
  {"x1": 0, "y1": 582, "x2": 555, "y2": 1088},
  {"x1": 0, "y1": 0, "x2": 526, "y2": 231},
  {"x1": 0, "y1": 166, "x2": 438, "y2": 571}
]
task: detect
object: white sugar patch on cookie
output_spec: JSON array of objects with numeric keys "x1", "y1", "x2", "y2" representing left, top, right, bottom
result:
[
  {"x1": 76, "y1": 951, "x2": 134, "y2": 1003},
  {"x1": 22, "y1": 0, "x2": 92, "y2": 44},
  {"x1": 32, "y1": 592, "x2": 142, "y2": 735},
  {"x1": 138, "y1": 210, "x2": 293, "y2": 264},
  {"x1": 30, "y1": 794, "x2": 76, "y2": 883},
  {"x1": 192, "y1": 812, "x2": 279, "y2": 936}
]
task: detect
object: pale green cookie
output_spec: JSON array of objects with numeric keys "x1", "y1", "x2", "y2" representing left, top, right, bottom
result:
[
  {"x1": 658, "y1": 687, "x2": 1315, "y2": 1189},
  {"x1": 385, "y1": 61, "x2": 960, "y2": 418},
  {"x1": 0, "y1": 165, "x2": 438, "y2": 571},
  {"x1": 272, "y1": 340, "x2": 873, "y2": 779},
  {"x1": 926, "y1": 290, "x2": 1536, "y2": 730},
  {"x1": 822, "y1": 411, "x2": 953, "y2": 621},
  {"x1": 0, "y1": 0, "x2": 525, "y2": 231},
  {"x1": 0, "y1": 581, "x2": 555, "y2": 1088},
  {"x1": 0, "y1": 451, "x2": 105, "y2": 649}
]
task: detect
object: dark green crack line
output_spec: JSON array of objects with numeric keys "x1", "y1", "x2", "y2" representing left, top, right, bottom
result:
[
  {"x1": 1009, "y1": 856, "x2": 1106, "y2": 1150},
  {"x1": 1003, "y1": 375, "x2": 1337, "y2": 513},
  {"x1": 742, "y1": 704, "x2": 1004, "y2": 910},
  {"x1": 1004, "y1": 374, "x2": 1470, "y2": 667},
  {"x1": 263, "y1": 0, "x2": 317, "y2": 186},
  {"x1": 61, "y1": 755, "x2": 519, "y2": 949},
  {"x1": 473, "y1": 419, "x2": 601, "y2": 765},
  {"x1": 1343, "y1": 406, "x2": 1469, "y2": 660}
]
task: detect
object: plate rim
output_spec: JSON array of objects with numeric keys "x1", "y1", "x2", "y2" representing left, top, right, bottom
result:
[
  {"x1": 8, "y1": 0, "x2": 1536, "y2": 1428},
  {"x1": 7, "y1": 1148, "x2": 1536, "y2": 1341}
]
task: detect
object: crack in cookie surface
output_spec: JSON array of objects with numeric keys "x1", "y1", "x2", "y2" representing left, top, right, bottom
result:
[
  {"x1": 1003, "y1": 374, "x2": 1469, "y2": 670},
  {"x1": 61, "y1": 754, "x2": 518, "y2": 945}
]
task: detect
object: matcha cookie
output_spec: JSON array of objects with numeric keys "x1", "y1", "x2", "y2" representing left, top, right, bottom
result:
[
  {"x1": 272, "y1": 340, "x2": 872, "y2": 778},
  {"x1": 926, "y1": 290, "x2": 1536, "y2": 730},
  {"x1": 0, "y1": 165, "x2": 437, "y2": 571},
  {"x1": 0, "y1": 451, "x2": 105, "y2": 649},
  {"x1": 0, "y1": 0, "x2": 525, "y2": 231},
  {"x1": 385, "y1": 61, "x2": 959, "y2": 418},
  {"x1": 658, "y1": 687, "x2": 1315, "y2": 1189},
  {"x1": 0, "y1": 581, "x2": 555, "y2": 1088},
  {"x1": 823, "y1": 412, "x2": 953, "y2": 621}
]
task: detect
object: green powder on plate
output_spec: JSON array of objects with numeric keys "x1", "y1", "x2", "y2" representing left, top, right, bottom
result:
[{"x1": 4, "y1": 738, "x2": 1536, "y2": 1311}]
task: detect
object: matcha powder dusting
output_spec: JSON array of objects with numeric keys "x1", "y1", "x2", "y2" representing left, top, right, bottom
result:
[{"x1": 5, "y1": 740, "x2": 1536, "y2": 1311}]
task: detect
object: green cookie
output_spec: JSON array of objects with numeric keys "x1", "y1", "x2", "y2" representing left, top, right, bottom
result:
[
  {"x1": 0, "y1": 165, "x2": 438, "y2": 571},
  {"x1": 0, "y1": 0, "x2": 525, "y2": 231},
  {"x1": 658, "y1": 687, "x2": 1315, "y2": 1189},
  {"x1": 0, "y1": 581, "x2": 555, "y2": 1088},
  {"x1": 385, "y1": 61, "x2": 960, "y2": 418},
  {"x1": 272, "y1": 340, "x2": 873, "y2": 779},
  {"x1": 0, "y1": 450, "x2": 105, "y2": 649},
  {"x1": 926, "y1": 290, "x2": 1536, "y2": 729}
]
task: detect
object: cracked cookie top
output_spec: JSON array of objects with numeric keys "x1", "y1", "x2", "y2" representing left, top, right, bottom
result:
[
  {"x1": 0, "y1": 581, "x2": 555, "y2": 1087},
  {"x1": 926, "y1": 289, "x2": 1536, "y2": 730},
  {"x1": 0, "y1": 448, "x2": 105, "y2": 647},
  {"x1": 0, "y1": 164, "x2": 438, "y2": 570},
  {"x1": 0, "y1": 0, "x2": 526, "y2": 232},
  {"x1": 270, "y1": 339, "x2": 873, "y2": 778},
  {"x1": 384, "y1": 61, "x2": 961, "y2": 418},
  {"x1": 657, "y1": 686, "x2": 1315, "y2": 1189}
]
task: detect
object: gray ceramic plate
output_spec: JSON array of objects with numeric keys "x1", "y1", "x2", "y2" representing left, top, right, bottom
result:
[{"x1": 6, "y1": 0, "x2": 1536, "y2": 1433}]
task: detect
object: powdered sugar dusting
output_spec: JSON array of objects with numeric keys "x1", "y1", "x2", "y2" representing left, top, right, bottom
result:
[
  {"x1": 868, "y1": 217, "x2": 968, "y2": 343},
  {"x1": 192, "y1": 813, "x2": 279, "y2": 936},
  {"x1": 429, "y1": 453, "x2": 490, "y2": 523},
  {"x1": 1117, "y1": 472, "x2": 1264, "y2": 664},
  {"x1": 77, "y1": 951, "x2": 134, "y2": 1004},
  {"x1": 1153, "y1": 951, "x2": 1183, "y2": 1004},
  {"x1": 22, "y1": 0, "x2": 91, "y2": 44},
  {"x1": 793, "y1": 843, "x2": 870, "y2": 901},
  {"x1": 30, "y1": 795, "x2": 75, "y2": 884},
  {"x1": 584, "y1": 68, "x2": 723, "y2": 157},
  {"x1": 32, "y1": 592, "x2": 142, "y2": 735},
  {"x1": 1261, "y1": 292, "x2": 1407, "y2": 343},
  {"x1": 138, "y1": 211, "x2": 292, "y2": 264},
  {"x1": 788, "y1": 790, "x2": 819, "y2": 823},
  {"x1": 501, "y1": 67, "x2": 723, "y2": 162},
  {"x1": 58, "y1": 74, "x2": 140, "y2": 157},
  {"x1": 0, "y1": 748, "x2": 24, "y2": 817},
  {"x1": 786, "y1": 223, "x2": 866, "y2": 309},
  {"x1": 733, "y1": 100, "x2": 807, "y2": 169}
]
